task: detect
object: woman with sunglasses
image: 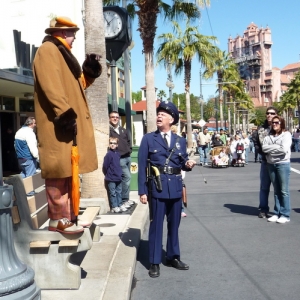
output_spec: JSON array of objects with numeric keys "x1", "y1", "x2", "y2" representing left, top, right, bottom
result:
[{"x1": 262, "y1": 116, "x2": 292, "y2": 224}]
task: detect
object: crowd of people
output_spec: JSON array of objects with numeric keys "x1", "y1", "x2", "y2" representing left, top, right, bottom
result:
[{"x1": 184, "y1": 127, "x2": 254, "y2": 166}]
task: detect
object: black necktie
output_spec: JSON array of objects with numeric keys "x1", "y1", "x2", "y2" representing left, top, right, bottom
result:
[{"x1": 163, "y1": 133, "x2": 168, "y2": 147}]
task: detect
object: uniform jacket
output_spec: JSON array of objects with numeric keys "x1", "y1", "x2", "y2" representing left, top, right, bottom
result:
[
  {"x1": 109, "y1": 125, "x2": 131, "y2": 157},
  {"x1": 33, "y1": 36, "x2": 98, "y2": 178},
  {"x1": 138, "y1": 130, "x2": 190, "y2": 199},
  {"x1": 102, "y1": 149, "x2": 122, "y2": 182}
]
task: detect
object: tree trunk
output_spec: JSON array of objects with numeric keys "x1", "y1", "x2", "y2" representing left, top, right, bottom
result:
[
  {"x1": 185, "y1": 91, "x2": 192, "y2": 148},
  {"x1": 81, "y1": 0, "x2": 108, "y2": 199},
  {"x1": 298, "y1": 98, "x2": 300, "y2": 128},
  {"x1": 145, "y1": 52, "x2": 157, "y2": 132},
  {"x1": 184, "y1": 60, "x2": 192, "y2": 148}
]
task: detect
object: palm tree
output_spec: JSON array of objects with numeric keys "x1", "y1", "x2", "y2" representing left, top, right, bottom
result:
[
  {"x1": 280, "y1": 71, "x2": 300, "y2": 127},
  {"x1": 157, "y1": 90, "x2": 167, "y2": 101},
  {"x1": 203, "y1": 51, "x2": 241, "y2": 130},
  {"x1": 204, "y1": 98, "x2": 216, "y2": 119},
  {"x1": 81, "y1": 0, "x2": 109, "y2": 199},
  {"x1": 156, "y1": 20, "x2": 219, "y2": 148}
]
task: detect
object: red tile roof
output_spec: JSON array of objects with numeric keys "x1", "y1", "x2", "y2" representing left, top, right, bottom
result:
[
  {"x1": 281, "y1": 62, "x2": 300, "y2": 71},
  {"x1": 132, "y1": 100, "x2": 160, "y2": 111}
]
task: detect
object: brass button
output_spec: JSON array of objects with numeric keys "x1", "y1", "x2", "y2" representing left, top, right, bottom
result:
[{"x1": 86, "y1": 115, "x2": 89, "y2": 119}]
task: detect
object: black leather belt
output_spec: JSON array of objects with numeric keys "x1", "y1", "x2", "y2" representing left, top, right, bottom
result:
[{"x1": 158, "y1": 166, "x2": 181, "y2": 175}]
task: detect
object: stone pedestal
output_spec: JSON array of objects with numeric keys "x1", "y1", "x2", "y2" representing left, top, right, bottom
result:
[{"x1": 0, "y1": 185, "x2": 40, "y2": 299}]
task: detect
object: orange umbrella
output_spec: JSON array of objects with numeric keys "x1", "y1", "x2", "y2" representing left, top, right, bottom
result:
[{"x1": 71, "y1": 131, "x2": 80, "y2": 225}]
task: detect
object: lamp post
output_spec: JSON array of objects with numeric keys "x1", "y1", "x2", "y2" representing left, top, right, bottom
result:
[
  {"x1": 199, "y1": 69, "x2": 204, "y2": 120},
  {"x1": 166, "y1": 61, "x2": 174, "y2": 102},
  {"x1": 0, "y1": 115, "x2": 41, "y2": 299}
]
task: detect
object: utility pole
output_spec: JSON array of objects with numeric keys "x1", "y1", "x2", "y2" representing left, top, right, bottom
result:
[
  {"x1": 215, "y1": 96, "x2": 219, "y2": 132},
  {"x1": 166, "y1": 60, "x2": 174, "y2": 102},
  {"x1": 122, "y1": 0, "x2": 132, "y2": 145},
  {"x1": 110, "y1": 58, "x2": 118, "y2": 112}
]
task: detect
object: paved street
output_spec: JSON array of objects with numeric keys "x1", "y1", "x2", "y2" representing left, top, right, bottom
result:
[{"x1": 131, "y1": 152, "x2": 300, "y2": 300}]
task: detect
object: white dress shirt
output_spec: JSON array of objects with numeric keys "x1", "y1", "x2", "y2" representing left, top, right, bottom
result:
[{"x1": 160, "y1": 130, "x2": 171, "y2": 147}]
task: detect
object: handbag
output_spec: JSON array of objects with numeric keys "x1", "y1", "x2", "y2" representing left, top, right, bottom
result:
[{"x1": 182, "y1": 183, "x2": 187, "y2": 208}]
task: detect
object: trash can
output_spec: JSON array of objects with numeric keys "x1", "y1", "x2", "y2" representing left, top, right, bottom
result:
[{"x1": 130, "y1": 146, "x2": 139, "y2": 191}]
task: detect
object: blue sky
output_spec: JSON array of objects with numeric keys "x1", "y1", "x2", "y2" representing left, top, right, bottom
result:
[{"x1": 129, "y1": 0, "x2": 300, "y2": 101}]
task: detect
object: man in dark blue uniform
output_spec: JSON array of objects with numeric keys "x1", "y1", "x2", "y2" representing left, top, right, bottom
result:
[{"x1": 138, "y1": 101, "x2": 196, "y2": 278}]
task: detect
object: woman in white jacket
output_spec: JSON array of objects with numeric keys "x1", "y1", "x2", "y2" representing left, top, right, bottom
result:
[{"x1": 262, "y1": 116, "x2": 292, "y2": 224}]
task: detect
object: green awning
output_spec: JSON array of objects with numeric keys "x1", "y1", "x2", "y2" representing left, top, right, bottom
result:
[{"x1": 107, "y1": 95, "x2": 136, "y2": 115}]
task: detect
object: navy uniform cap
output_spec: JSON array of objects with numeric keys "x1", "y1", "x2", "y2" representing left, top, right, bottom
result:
[{"x1": 156, "y1": 101, "x2": 179, "y2": 125}]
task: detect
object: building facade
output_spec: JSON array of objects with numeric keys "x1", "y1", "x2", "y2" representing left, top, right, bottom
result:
[{"x1": 228, "y1": 23, "x2": 281, "y2": 107}]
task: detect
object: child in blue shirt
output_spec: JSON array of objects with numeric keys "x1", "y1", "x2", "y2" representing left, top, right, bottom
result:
[{"x1": 103, "y1": 137, "x2": 127, "y2": 213}]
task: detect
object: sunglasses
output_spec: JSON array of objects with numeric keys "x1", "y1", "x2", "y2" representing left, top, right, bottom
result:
[
  {"x1": 110, "y1": 142, "x2": 117, "y2": 145},
  {"x1": 272, "y1": 121, "x2": 281, "y2": 125},
  {"x1": 110, "y1": 116, "x2": 119, "y2": 119},
  {"x1": 266, "y1": 112, "x2": 276, "y2": 115}
]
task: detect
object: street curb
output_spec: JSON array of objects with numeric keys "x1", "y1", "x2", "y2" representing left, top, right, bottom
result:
[{"x1": 100, "y1": 201, "x2": 148, "y2": 300}]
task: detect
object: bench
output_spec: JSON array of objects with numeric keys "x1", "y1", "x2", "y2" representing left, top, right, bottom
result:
[{"x1": 5, "y1": 173, "x2": 101, "y2": 290}]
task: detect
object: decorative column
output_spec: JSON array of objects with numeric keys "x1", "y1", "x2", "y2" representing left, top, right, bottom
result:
[{"x1": 0, "y1": 185, "x2": 40, "y2": 299}]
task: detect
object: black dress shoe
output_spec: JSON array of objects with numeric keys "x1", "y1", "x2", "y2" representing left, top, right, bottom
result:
[
  {"x1": 166, "y1": 258, "x2": 189, "y2": 270},
  {"x1": 148, "y1": 264, "x2": 160, "y2": 278}
]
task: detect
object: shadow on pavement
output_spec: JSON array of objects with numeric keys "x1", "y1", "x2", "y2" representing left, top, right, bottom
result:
[
  {"x1": 119, "y1": 227, "x2": 141, "y2": 249},
  {"x1": 136, "y1": 239, "x2": 149, "y2": 270},
  {"x1": 224, "y1": 203, "x2": 258, "y2": 216}
]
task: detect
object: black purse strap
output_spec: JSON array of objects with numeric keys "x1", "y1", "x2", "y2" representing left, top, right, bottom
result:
[{"x1": 164, "y1": 136, "x2": 180, "y2": 167}]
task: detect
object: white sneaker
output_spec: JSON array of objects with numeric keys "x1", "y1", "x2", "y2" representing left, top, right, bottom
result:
[
  {"x1": 127, "y1": 200, "x2": 135, "y2": 205},
  {"x1": 122, "y1": 202, "x2": 131, "y2": 208},
  {"x1": 204, "y1": 163, "x2": 208, "y2": 166},
  {"x1": 276, "y1": 216, "x2": 290, "y2": 224},
  {"x1": 119, "y1": 205, "x2": 128, "y2": 212},
  {"x1": 111, "y1": 207, "x2": 121, "y2": 213},
  {"x1": 124, "y1": 201, "x2": 133, "y2": 207},
  {"x1": 267, "y1": 215, "x2": 279, "y2": 222}
]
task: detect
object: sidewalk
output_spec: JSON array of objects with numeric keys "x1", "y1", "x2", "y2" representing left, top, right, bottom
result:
[{"x1": 41, "y1": 191, "x2": 148, "y2": 300}]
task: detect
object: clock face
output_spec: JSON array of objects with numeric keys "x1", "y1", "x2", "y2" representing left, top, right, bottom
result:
[{"x1": 104, "y1": 10, "x2": 123, "y2": 39}]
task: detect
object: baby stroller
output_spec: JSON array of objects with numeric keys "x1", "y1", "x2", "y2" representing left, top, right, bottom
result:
[
  {"x1": 231, "y1": 142, "x2": 245, "y2": 167},
  {"x1": 210, "y1": 146, "x2": 230, "y2": 168}
]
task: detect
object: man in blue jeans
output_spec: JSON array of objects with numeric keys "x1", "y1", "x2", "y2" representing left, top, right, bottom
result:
[
  {"x1": 252, "y1": 106, "x2": 278, "y2": 218},
  {"x1": 109, "y1": 111, "x2": 134, "y2": 208},
  {"x1": 197, "y1": 127, "x2": 211, "y2": 166},
  {"x1": 15, "y1": 117, "x2": 39, "y2": 178}
]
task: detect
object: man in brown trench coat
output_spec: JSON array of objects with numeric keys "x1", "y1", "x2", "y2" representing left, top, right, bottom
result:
[{"x1": 33, "y1": 16, "x2": 102, "y2": 234}]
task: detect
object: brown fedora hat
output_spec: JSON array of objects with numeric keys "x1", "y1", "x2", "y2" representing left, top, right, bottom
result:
[{"x1": 45, "y1": 16, "x2": 80, "y2": 34}]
